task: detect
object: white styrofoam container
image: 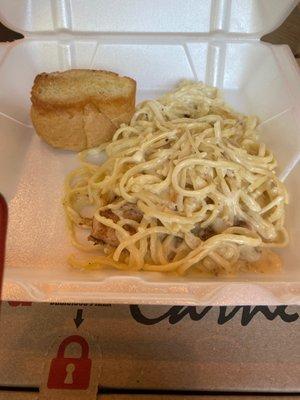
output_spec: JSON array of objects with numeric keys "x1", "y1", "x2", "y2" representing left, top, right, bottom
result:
[{"x1": 0, "y1": 0, "x2": 299, "y2": 305}]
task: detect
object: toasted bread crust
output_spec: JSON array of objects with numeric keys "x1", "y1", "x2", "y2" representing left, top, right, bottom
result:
[
  {"x1": 31, "y1": 69, "x2": 136, "y2": 109},
  {"x1": 30, "y1": 69, "x2": 136, "y2": 151}
]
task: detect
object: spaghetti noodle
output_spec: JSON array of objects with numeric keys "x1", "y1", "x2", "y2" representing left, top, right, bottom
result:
[{"x1": 63, "y1": 81, "x2": 288, "y2": 275}]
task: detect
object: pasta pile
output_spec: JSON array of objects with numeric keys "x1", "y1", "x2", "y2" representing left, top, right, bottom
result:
[{"x1": 63, "y1": 81, "x2": 288, "y2": 275}]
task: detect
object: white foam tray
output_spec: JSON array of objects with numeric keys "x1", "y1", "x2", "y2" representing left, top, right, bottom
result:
[{"x1": 0, "y1": 0, "x2": 300, "y2": 305}]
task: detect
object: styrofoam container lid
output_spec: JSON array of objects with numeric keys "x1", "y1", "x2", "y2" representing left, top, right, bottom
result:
[
  {"x1": 0, "y1": 0, "x2": 300, "y2": 305},
  {"x1": 0, "y1": 0, "x2": 297, "y2": 36}
]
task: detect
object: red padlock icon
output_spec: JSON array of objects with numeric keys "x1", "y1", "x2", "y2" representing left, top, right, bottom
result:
[{"x1": 47, "y1": 335, "x2": 92, "y2": 390}]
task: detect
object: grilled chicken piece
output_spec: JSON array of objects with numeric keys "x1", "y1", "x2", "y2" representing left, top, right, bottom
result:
[
  {"x1": 89, "y1": 209, "x2": 120, "y2": 247},
  {"x1": 88, "y1": 203, "x2": 143, "y2": 247},
  {"x1": 191, "y1": 224, "x2": 215, "y2": 241},
  {"x1": 120, "y1": 203, "x2": 143, "y2": 222}
]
